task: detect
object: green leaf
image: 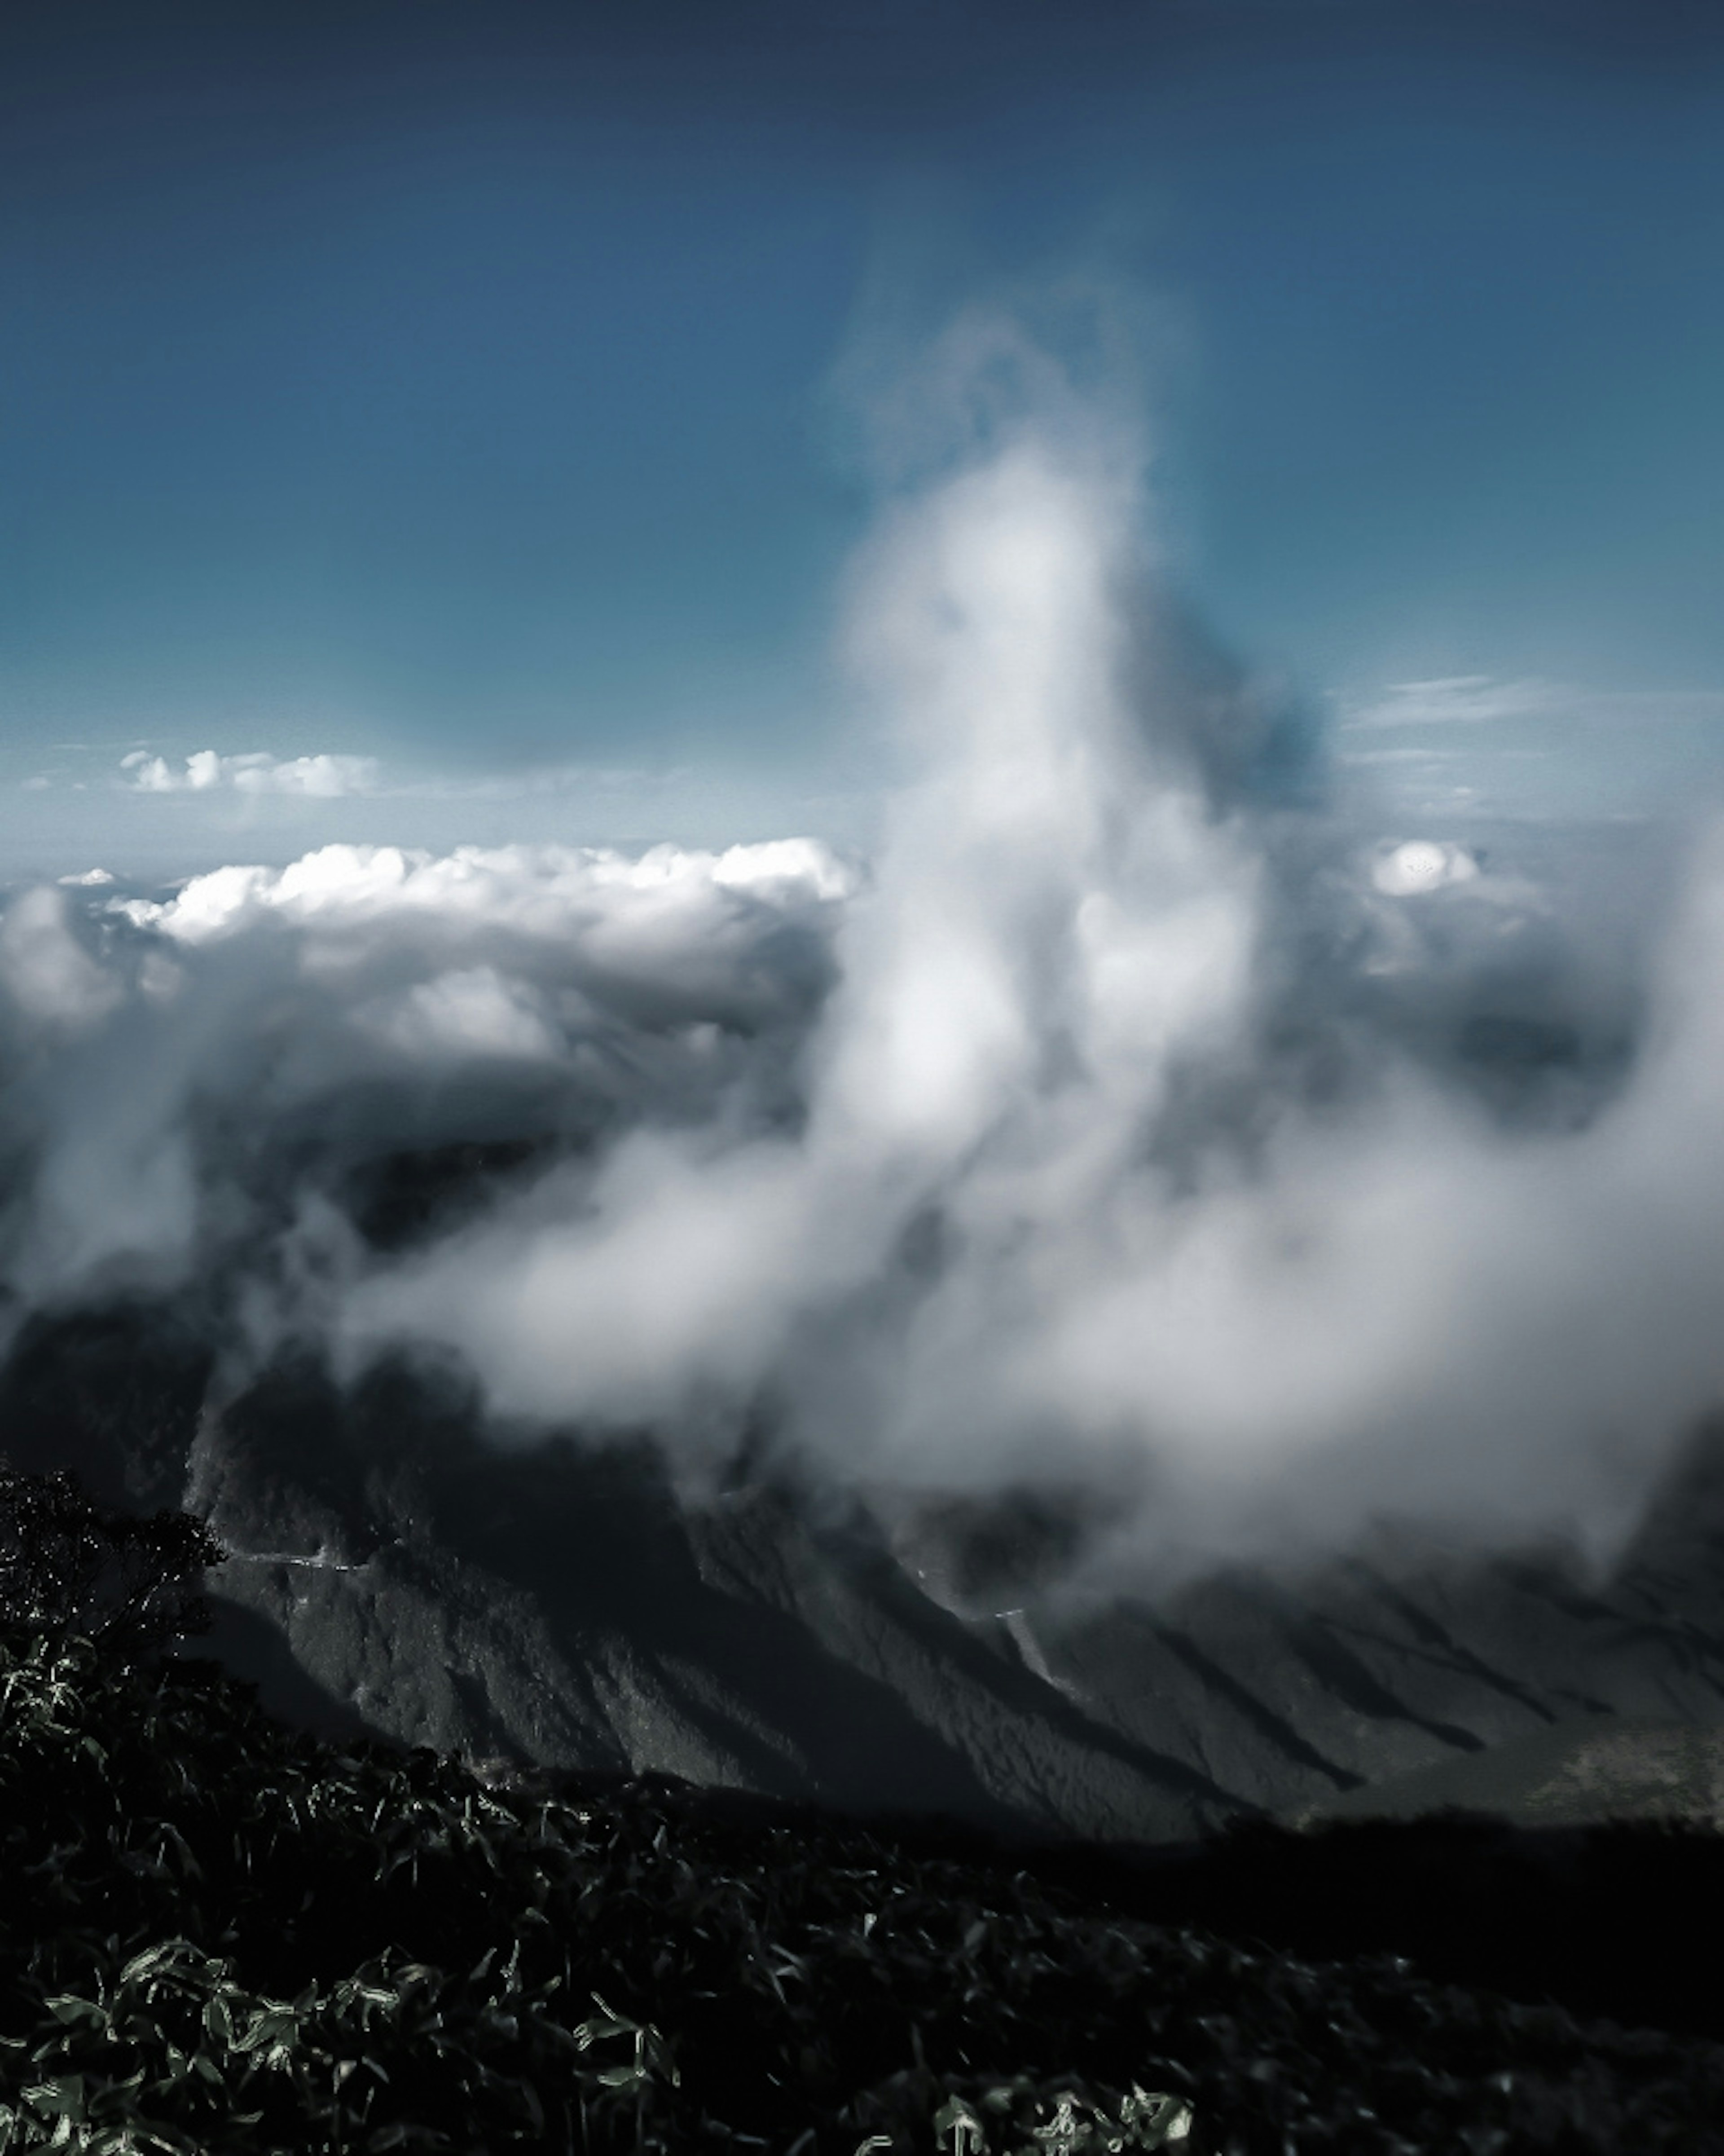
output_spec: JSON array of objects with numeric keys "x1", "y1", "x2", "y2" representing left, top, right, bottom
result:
[
  {"x1": 232, "y1": 2008, "x2": 300, "y2": 2055},
  {"x1": 119, "y1": 1944, "x2": 179, "y2": 1988},
  {"x1": 43, "y1": 1997, "x2": 107, "y2": 2029},
  {"x1": 21, "y1": 2076, "x2": 86, "y2": 2120}
]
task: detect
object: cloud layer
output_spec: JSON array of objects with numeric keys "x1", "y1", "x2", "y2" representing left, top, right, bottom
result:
[
  {"x1": 3, "y1": 354, "x2": 1723, "y2": 1600},
  {"x1": 120, "y1": 750, "x2": 381, "y2": 797}
]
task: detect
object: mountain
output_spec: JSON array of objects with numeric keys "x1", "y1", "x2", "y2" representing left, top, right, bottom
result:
[
  {"x1": 1281, "y1": 1716, "x2": 1724, "y2": 1831},
  {"x1": 6, "y1": 1299, "x2": 1724, "y2": 1847}
]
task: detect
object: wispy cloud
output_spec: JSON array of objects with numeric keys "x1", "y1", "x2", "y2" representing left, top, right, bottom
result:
[
  {"x1": 1341, "y1": 678, "x2": 1563, "y2": 728},
  {"x1": 119, "y1": 750, "x2": 380, "y2": 797},
  {"x1": 387, "y1": 763, "x2": 696, "y2": 802},
  {"x1": 1331, "y1": 678, "x2": 1724, "y2": 825},
  {"x1": 1342, "y1": 678, "x2": 1724, "y2": 732},
  {"x1": 105, "y1": 750, "x2": 707, "y2": 805}
]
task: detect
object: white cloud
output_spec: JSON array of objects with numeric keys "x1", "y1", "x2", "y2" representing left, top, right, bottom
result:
[
  {"x1": 120, "y1": 749, "x2": 380, "y2": 796},
  {"x1": 0, "y1": 886, "x2": 121, "y2": 1032},
  {"x1": 4, "y1": 831, "x2": 841, "y2": 1327},
  {"x1": 1369, "y1": 839, "x2": 1481, "y2": 896},
  {"x1": 9, "y1": 330, "x2": 1724, "y2": 1604},
  {"x1": 113, "y1": 837, "x2": 853, "y2": 963},
  {"x1": 321, "y1": 398, "x2": 1724, "y2": 1586},
  {"x1": 355, "y1": 968, "x2": 563, "y2": 1064}
]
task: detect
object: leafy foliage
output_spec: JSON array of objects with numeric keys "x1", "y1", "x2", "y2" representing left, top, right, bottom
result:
[
  {"x1": 2, "y1": 1633, "x2": 1723, "y2": 2151},
  {"x1": 0, "y1": 1456, "x2": 226, "y2": 1672}
]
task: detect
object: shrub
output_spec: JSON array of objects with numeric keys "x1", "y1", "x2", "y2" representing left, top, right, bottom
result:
[{"x1": 0, "y1": 1456, "x2": 227, "y2": 1672}]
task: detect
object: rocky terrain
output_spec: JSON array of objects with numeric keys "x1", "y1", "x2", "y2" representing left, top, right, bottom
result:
[{"x1": 5, "y1": 1294, "x2": 1724, "y2": 1851}]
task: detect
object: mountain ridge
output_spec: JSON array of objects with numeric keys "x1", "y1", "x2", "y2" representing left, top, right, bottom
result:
[{"x1": 6, "y1": 1298, "x2": 1724, "y2": 1844}]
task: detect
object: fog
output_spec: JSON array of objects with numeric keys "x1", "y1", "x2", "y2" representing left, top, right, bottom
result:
[{"x1": 4, "y1": 329, "x2": 1721, "y2": 1600}]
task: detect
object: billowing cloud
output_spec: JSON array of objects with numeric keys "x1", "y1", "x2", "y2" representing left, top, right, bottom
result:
[
  {"x1": 4, "y1": 334, "x2": 1724, "y2": 1605},
  {"x1": 0, "y1": 832, "x2": 845, "y2": 1315},
  {"x1": 353, "y1": 968, "x2": 565, "y2": 1065},
  {"x1": 0, "y1": 886, "x2": 123, "y2": 1032}
]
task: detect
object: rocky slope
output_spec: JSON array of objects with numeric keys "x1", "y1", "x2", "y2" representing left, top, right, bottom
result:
[{"x1": 5, "y1": 1300, "x2": 1724, "y2": 1846}]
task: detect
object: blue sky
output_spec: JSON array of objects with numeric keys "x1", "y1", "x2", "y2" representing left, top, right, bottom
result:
[{"x1": 3, "y1": 0, "x2": 1723, "y2": 872}]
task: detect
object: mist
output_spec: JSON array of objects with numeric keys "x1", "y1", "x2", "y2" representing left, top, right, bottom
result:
[{"x1": 3, "y1": 325, "x2": 1720, "y2": 1605}]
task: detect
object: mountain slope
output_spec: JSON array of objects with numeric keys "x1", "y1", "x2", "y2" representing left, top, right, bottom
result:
[{"x1": 6, "y1": 1301, "x2": 1724, "y2": 1844}]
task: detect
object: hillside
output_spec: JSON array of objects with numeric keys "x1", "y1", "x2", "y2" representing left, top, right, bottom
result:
[{"x1": 6, "y1": 1302, "x2": 1724, "y2": 1856}]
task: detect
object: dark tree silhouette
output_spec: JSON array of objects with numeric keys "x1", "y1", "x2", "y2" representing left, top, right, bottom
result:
[{"x1": 0, "y1": 1454, "x2": 228, "y2": 1670}]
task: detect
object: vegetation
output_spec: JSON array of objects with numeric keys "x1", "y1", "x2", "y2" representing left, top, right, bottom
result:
[
  {"x1": 0, "y1": 1459, "x2": 224, "y2": 1674},
  {"x1": 3, "y1": 1461, "x2": 1723, "y2": 2151}
]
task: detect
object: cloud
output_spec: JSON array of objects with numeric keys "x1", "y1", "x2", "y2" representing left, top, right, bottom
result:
[
  {"x1": 0, "y1": 834, "x2": 844, "y2": 1319},
  {"x1": 120, "y1": 750, "x2": 380, "y2": 797},
  {"x1": 1342, "y1": 677, "x2": 1561, "y2": 728},
  {"x1": 6, "y1": 323, "x2": 1724, "y2": 1606},
  {"x1": 353, "y1": 969, "x2": 566, "y2": 1065},
  {"x1": 1343, "y1": 677, "x2": 1724, "y2": 736},
  {"x1": 112, "y1": 836, "x2": 851, "y2": 966},
  {"x1": 1331, "y1": 679, "x2": 1724, "y2": 829},
  {"x1": 1369, "y1": 839, "x2": 1480, "y2": 896},
  {"x1": 0, "y1": 886, "x2": 123, "y2": 1032},
  {"x1": 309, "y1": 385, "x2": 1724, "y2": 1589}
]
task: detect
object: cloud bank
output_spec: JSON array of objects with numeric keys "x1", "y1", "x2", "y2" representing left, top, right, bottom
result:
[
  {"x1": 3, "y1": 334, "x2": 1723, "y2": 1599},
  {"x1": 121, "y1": 750, "x2": 380, "y2": 797}
]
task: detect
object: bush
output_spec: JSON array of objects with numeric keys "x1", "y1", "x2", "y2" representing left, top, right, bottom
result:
[{"x1": 0, "y1": 1456, "x2": 227, "y2": 1672}]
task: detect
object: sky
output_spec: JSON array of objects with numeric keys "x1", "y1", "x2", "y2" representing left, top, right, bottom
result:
[
  {"x1": 3, "y1": 0, "x2": 1723, "y2": 872},
  {"x1": 5, "y1": 1, "x2": 1724, "y2": 1596}
]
